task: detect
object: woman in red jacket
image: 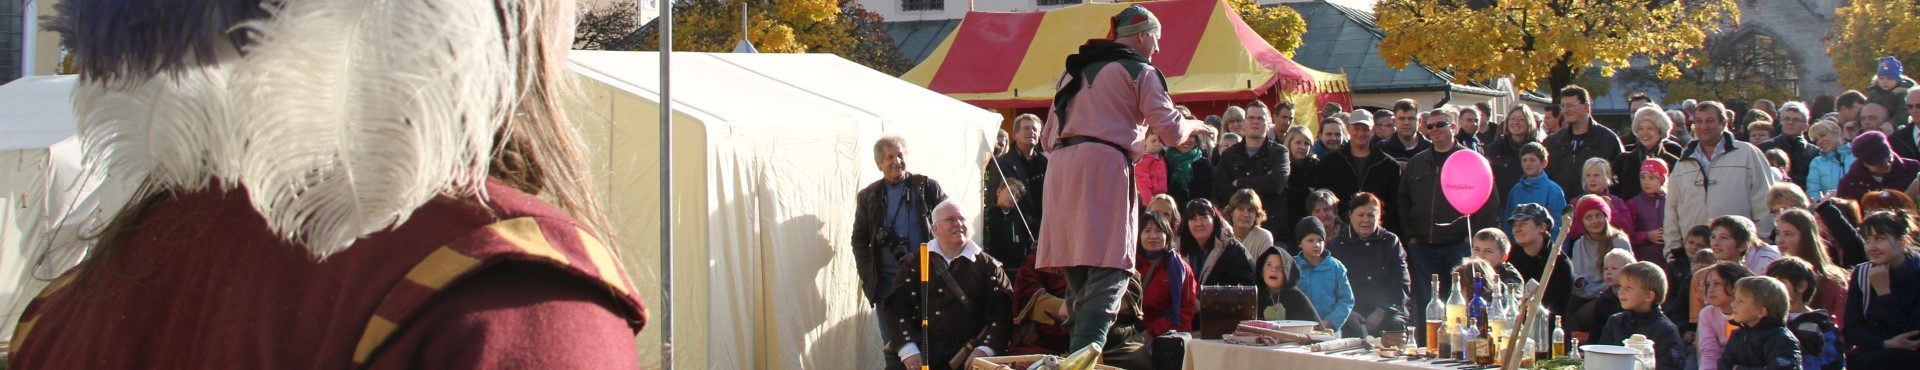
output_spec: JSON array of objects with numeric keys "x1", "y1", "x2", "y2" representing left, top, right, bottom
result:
[{"x1": 1138, "y1": 213, "x2": 1200, "y2": 335}]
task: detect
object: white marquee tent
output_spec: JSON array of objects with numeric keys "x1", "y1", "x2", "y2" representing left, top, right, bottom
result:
[
  {"x1": 567, "y1": 50, "x2": 999, "y2": 369},
  {"x1": 0, "y1": 75, "x2": 90, "y2": 349},
  {"x1": 0, "y1": 53, "x2": 1000, "y2": 369}
]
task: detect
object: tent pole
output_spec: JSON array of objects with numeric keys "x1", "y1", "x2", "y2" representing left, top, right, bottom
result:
[{"x1": 658, "y1": 0, "x2": 675, "y2": 368}]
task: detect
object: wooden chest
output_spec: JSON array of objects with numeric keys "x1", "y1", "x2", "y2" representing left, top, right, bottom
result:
[{"x1": 1194, "y1": 285, "x2": 1257, "y2": 338}]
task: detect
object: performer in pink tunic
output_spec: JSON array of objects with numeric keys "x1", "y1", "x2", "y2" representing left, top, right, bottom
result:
[{"x1": 1036, "y1": 5, "x2": 1210, "y2": 354}]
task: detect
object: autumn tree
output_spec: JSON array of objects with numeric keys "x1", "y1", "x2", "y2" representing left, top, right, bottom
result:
[
  {"x1": 576, "y1": 2, "x2": 644, "y2": 51},
  {"x1": 1233, "y1": 0, "x2": 1306, "y2": 57},
  {"x1": 1373, "y1": 0, "x2": 1739, "y2": 97},
  {"x1": 622, "y1": 0, "x2": 910, "y2": 75},
  {"x1": 1827, "y1": 0, "x2": 1920, "y2": 86},
  {"x1": 1663, "y1": 31, "x2": 1798, "y2": 105},
  {"x1": 1125, "y1": 0, "x2": 1304, "y2": 56}
]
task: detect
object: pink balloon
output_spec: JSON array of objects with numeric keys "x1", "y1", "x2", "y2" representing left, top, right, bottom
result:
[{"x1": 1440, "y1": 150, "x2": 1495, "y2": 215}]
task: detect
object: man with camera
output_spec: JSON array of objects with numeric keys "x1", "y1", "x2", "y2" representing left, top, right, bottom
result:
[{"x1": 854, "y1": 135, "x2": 950, "y2": 368}]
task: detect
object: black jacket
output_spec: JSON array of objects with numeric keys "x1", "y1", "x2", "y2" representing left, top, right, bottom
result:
[
  {"x1": 1399, "y1": 147, "x2": 1502, "y2": 246},
  {"x1": 1759, "y1": 134, "x2": 1819, "y2": 190},
  {"x1": 1182, "y1": 237, "x2": 1257, "y2": 287},
  {"x1": 1494, "y1": 262, "x2": 1524, "y2": 289},
  {"x1": 1597, "y1": 307, "x2": 1687, "y2": 370},
  {"x1": 1378, "y1": 134, "x2": 1430, "y2": 162},
  {"x1": 1282, "y1": 155, "x2": 1320, "y2": 240},
  {"x1": 1543, "y1": 122, "x2": 1625, "y2": 200},
  {"x1": 1892, "y1": 124, "x2": 1920, "y2": 164},
  {"x1": 1256, "y1": 247, "x2": 1322, "y2": 323},
  {"x1": 1814, "y1": 200, "x2": 1867, "y2": 267},
  {"x1": 1329, "y1": 226, "x2": 1410, "y2": 334},
  {"x1": 1314, "y1": 146, "x2": 1403, "y2": 232},
  {"x1": 852, "y1": 174, "x2": 948, "y2": 302},
  {"x1": 1485, "y1": 137, "x2": 1536, "y2": 202},
  {"x1": 1508, "y1": 241, "x2": 1574, "y2": 315},
  {"x1": 982, "y1": 207, "x2": 1037, "y2": 269},
  {"x1": 991, "y1": 150, "x2": 1049, "y2": 221},
  {"x1": 1614, "y1": 139, "x2": 1686, "y2": 200},
  {"x1": 1719, "y1": 316, "x2": 1802, "y2": 370},
  {"x1": 1214, "y1": 139, "x2": 1291, "y2": 235}
]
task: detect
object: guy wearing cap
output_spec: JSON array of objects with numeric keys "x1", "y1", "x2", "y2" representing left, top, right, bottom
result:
[
  {"x1": 1835, "y1": 131, "x2": 1920, "y2": 200},
  {"x1": 1315, "y1": 107, "x2": 1403, "y2": 233},
  {"x1": 1868, "y1": 56, "x2": 1917, "y2": 125},
  {"x1": 1036, "y1": 4, "x2": 1211, "y2": 356},
  {"x1": 1505, "y1": 203, "x2": 1575, "y2": 314}
]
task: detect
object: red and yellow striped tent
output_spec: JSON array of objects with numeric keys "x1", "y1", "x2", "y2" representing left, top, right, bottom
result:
[{"x1": 901, "y1": 0, "x2": 1351, "y2": 126}]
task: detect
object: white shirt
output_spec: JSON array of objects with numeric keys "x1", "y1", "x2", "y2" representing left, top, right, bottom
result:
[
  {"x1": 1743, "y1": 243, "x2": 1783, "y2": 274},
  {"x1": 1692, "y1": 138, "x2": 1729, "y2": 167},
  {"x1": 899, "y1": 238, "x2": 996, "y2": 361}
]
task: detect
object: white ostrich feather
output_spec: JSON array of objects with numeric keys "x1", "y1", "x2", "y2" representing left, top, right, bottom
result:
[
  {"x1": 230, "y1": 0, "x2": 514, "y2": 257},
  {"x1": 71, "y1": 0, "x2": 519, "y2": 259}
]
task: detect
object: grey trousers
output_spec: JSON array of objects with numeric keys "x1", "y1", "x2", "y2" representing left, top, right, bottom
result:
[{"x1": 1064, "y1": 266, "x2": 1131, "y2": 353}]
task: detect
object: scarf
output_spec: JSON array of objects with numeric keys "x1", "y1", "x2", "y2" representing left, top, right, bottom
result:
[
  {"x1": 1051, "y1": 40, "x2": 1156, "y2": 139},
  {"x1": 1143, "y1": 249, "x2": 1190, "y2": 328},
  {"x1": 1164, "y1": 148, "x2": 1201, "y2": 193}
]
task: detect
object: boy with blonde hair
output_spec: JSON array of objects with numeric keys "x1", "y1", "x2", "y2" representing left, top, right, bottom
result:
[
  {"x1": 1720, "y1": 276, "x2": 1802, "y2": 370},
  {"x1": 1599, "y1": 261, "x2": 1686, "y2": 370}
]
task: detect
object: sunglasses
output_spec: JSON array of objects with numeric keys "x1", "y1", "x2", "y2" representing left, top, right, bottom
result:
[
  {"x1": 1424, "y1": 122, "x2": 1453, "y2": 130},
  {"x1": 1907, "y1": 104, "x2": 1920, "y2": 110}
]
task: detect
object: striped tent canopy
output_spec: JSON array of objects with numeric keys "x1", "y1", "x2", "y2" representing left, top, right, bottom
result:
[{"x1": 901, "y1": 0, "x2": 1350, "y2": 119}]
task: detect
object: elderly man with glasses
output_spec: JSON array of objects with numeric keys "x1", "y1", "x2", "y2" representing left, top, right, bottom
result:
[{"x1": 1759, "y1": 102, "x2": 1820, "y2": 190}]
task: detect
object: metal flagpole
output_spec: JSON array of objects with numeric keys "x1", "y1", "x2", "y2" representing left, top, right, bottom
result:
[{"x1": 657, "y1": 0, "x2": 674, "y2": 367}]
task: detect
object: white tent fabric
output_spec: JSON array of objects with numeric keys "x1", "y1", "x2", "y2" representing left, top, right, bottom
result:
[
  {"x1": 0, "y1": 75, "x2": 91, "y2": 348},
  {"x1": 567, "y1": 50, "x2": 999, "y2": 369},
  {"x1": 0, "y1": 53, "x2": 996, "y2": 369}
]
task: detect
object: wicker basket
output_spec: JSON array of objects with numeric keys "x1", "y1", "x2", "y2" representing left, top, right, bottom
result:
[{"x1": 969, "y1": 354, "x2": 1123, "y2": 370}]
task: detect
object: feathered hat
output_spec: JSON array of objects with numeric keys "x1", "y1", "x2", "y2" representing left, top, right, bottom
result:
[{"x1": 51, "y1": 0, "x2": 573, "y2": 259}]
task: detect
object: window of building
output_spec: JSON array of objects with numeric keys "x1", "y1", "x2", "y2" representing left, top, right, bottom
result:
[{"x1": 902, "y1": 0, "x2": 943, "y2": 11}]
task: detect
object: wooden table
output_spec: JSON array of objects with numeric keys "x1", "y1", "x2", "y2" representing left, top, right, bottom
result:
[{"x1": 1182, "y1": 339, "x2": 1501, "y2": 370}]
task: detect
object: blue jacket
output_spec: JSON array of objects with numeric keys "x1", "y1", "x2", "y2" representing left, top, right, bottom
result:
[
  {"x1": 1806, "y1": 146, "x2": 1852, "y2": 200},
  {"x1": 1295, "y1": 253, "x2": 1354, "y2": 334},
  {"x1": 1506, "y1": 172, "x2": 1568, "y2": 236}
]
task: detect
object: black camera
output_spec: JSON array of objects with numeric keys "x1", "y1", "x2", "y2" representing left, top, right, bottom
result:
[{"x1": 873, "y1": 228, "x2": 912, "y2": 262}]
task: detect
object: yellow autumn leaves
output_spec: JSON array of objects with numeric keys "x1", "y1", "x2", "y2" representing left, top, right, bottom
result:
[
  {"x1": 1372, "y1": 0, "x2": 1739, "y2": 92},
  {"x1": 1828, "y1": 0, "x2": 1920, "y2": 83}
]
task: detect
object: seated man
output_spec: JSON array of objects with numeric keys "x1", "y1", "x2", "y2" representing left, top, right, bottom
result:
[{"x1": 886, "y1": 200, "x2": 1016, "y2": 370}]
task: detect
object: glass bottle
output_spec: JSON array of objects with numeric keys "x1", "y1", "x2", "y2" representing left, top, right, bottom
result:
[
  {"x1": 1459, "y1": 318, "x2": 1480, "y2": 361},
  {"x1": 1550, "y1": 316, "x2": 1566, "y2": 359},
  {"x1": 1437, "y1": 316, "x2": 1454, "y2": 358},
  {"x1": 1473, "y1": 318, "x2": 1497, "y2": 365},
  {"x1": 1532, "y1": 281, "x2": 1554, "y2": 360},
  {"x1": 1469, "y1": 272, "x2": 1488, "y2": 325},
  {"x1": 1488, "y1": 282, "x2": 1511, "y2": 362},
  {"x1": 1425, "y1": 275, "x2": 1444, "y2": 357},
  {"x1": 1445, "y1": 271, "x2": 1467, "y2": 342}
]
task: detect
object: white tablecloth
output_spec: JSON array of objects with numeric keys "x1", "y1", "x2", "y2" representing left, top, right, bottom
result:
[{"x1": 1182, "y1": 339, "x2": 1489, "y2": 370}]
